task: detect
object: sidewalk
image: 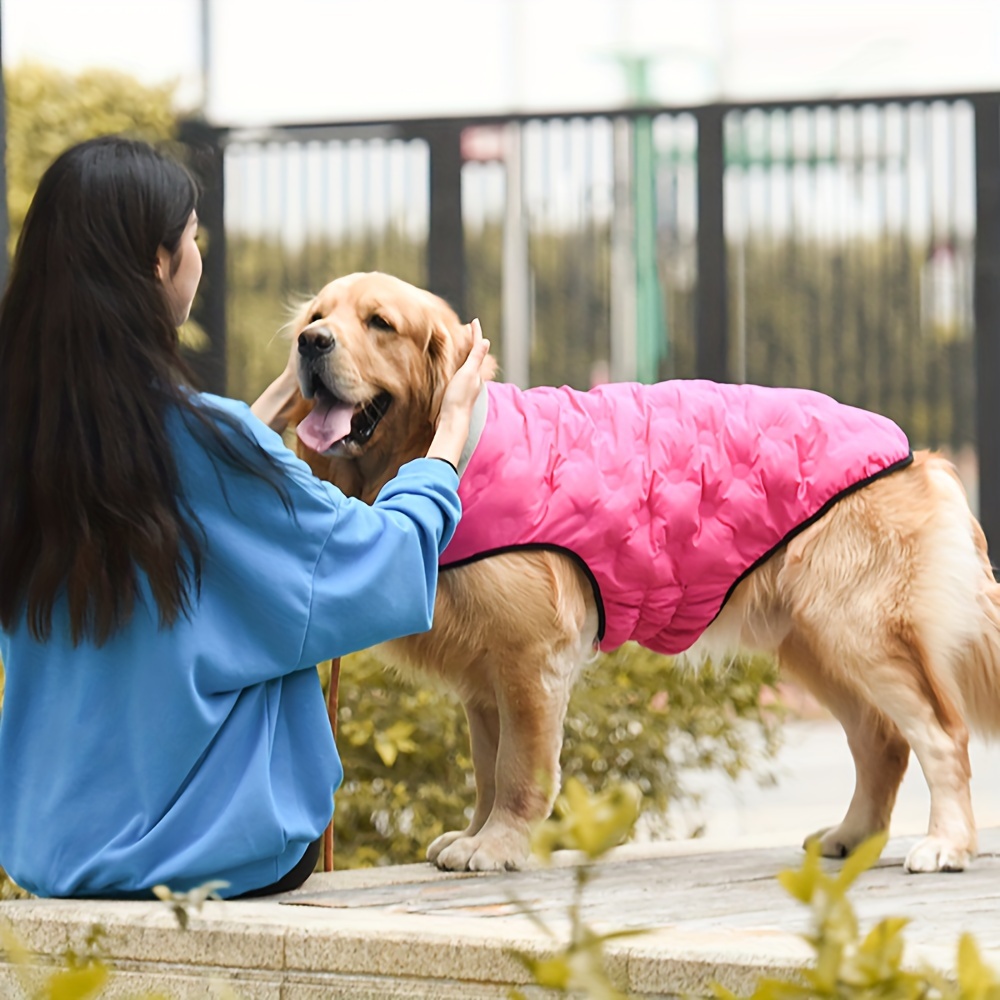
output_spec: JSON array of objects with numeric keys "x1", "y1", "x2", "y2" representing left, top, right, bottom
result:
[
  {"x1": 664, "y1": 717, "x2": 1000, "y2": 848},
  {"x1": 3, "y1": 719, "x2": 1000, "y2": 999}
]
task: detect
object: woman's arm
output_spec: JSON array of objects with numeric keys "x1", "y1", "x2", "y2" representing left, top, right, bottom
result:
[{"x1": 298, "y1": 321, "x2": 491, "y2": 663}]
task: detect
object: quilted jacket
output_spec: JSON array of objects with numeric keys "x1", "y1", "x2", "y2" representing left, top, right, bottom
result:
[{"x1": 440, "y1": 380, "x2": 912, "y2": 655}]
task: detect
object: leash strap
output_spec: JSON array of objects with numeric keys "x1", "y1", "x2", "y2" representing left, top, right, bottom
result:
[{"x1": 322, "y1": 657, "x2": 342, "y2": 872}]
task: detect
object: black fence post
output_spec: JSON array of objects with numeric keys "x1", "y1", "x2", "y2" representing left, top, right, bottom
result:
[
  {"x1": 974, "y1": 95, "x2": 1000, "y2": 563},
  {"x1": 177, "y1": 118, "x2": 228, "y2": 396},
  {"x1": 695, "y1": 104, "x2": 729, "y2": 383},
  {"x1": 424, "y1": 123, "x2": 466, "y2": 321}
]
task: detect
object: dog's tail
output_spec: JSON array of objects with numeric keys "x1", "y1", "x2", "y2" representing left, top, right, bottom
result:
[
  {"x1": 925, "y1": 457, "x2": 1000, "y2": 737},
  {"x1": 954, "y1": 552, "x2": 1000, "y2": 738}
]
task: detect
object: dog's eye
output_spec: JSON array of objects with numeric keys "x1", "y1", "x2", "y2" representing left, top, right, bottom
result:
[
  {"x1": 309, "y1": 311, "x2": 323, "y2": 324},
  {"x1": 368, "y1": 314, "x2": 395, "y2": 333}
]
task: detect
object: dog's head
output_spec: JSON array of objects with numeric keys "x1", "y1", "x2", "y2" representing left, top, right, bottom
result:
[{"x1": 288, "y1": 271, "x2": 494, "y2": 500}]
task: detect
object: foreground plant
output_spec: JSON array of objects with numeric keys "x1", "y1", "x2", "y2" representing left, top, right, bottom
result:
[
  {"x1": 715, "y1": 833, "x2": 1000, "y2": 1000},
  {"x1": 1, "y1": 921, "x2": 116, "y2": 1000},
  {"x1": 510, "y1": 778, "x2": 644, "y2": 1000},
  {"x1": 151, "y1": 880, "x2": 230, "y2": 931},
  {"x1": 0, "y1": 879, "x2": 237, "y2": 998}
]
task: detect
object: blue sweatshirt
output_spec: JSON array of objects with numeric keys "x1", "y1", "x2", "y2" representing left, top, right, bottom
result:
[{"x1": 0, "y1": 394, "x2": 461, "y2": 898}]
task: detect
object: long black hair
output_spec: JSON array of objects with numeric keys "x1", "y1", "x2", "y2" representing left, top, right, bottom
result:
[{"x1": 0, "y1": 135, "x2": 288, "y2": 646}]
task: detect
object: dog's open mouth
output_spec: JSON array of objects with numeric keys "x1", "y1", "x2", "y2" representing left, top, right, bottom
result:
[{"x1": 297, "y1": 382, "x2": 393, "y2": 453}]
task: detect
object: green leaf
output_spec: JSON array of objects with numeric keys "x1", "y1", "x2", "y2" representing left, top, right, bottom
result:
[
  {"x1": 835, "y1": 832, "x2": 887, "y2": 890},
  {"x1": 957, "y1": 931, "x2": 1000, "y2": 997},
  {"x1": 777, "y1": 841, "x2": 823, "y2": 903},
  {"x1": 533, "y1": 778, "x2": 642, "y2": 861},
  {"x1": 523, "y1": 955, "x2": 572, "y2": 988},
  {"x1": 151, "y1": 880, "x2": 229, "y2": 931},
  {"x1": 183, "y1": 880, "x2": 230, "y2": 906},
  {"x1": 0, "y1": 920, "x2": 36, "y2": 995},
  {"x1": 374, "y1": 734, "x2": 400, "y2": 767},
  {"x1": 710, "y1": 985, "x2": 740, "y2": 1000},
  {"x1": 43, "y1": 962, "x2": 109, "y2": 1000}
]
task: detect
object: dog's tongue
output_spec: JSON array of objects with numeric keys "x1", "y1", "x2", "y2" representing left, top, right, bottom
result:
[{"x1": 297, "y1": 396, "x2": 354, "y2": 452}]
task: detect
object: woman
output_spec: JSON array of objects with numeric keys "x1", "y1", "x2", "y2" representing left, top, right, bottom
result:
[{"x1": 0, "y1": 135, "x2": 491, "y2": 899}]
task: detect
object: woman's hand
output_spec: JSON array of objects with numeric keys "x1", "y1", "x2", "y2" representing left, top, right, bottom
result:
[
  {"x1": 250, "y1": 335, "x2": 301, "y2": 433},
  {"x1": 426, "y1": 319, "x2": 492, "y2": 469}
]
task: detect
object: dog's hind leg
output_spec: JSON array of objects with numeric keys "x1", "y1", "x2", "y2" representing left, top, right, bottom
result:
[
  {"x1": 853, "y1": 641, "x2": 975, "y2": 872},
  {"x1": 787, "y1": 612, "x2": 974, "y2": 870},
  {"x1": 775, "y1": 460, "x2": 978, "y2": 872},
  {"x1": 426, "y1": 699, "x2": 500, "y2": 863},
  {"x1": 779, "y1": 632, "x2": 911, "y2": 858}
]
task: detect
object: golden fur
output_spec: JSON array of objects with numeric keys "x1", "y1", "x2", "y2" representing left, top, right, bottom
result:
[{"x1": 289, "y1": 271, "x2": 1000, "y2": 874}]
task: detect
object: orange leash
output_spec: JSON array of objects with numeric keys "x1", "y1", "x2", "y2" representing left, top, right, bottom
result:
[{"x1": 323, "y1": 657, "x2": 342, "y2": 872}]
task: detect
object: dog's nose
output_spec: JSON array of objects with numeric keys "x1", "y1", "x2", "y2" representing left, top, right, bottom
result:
[{"x1": 299, "y1": 326, "x2": 335, "y2": 359}]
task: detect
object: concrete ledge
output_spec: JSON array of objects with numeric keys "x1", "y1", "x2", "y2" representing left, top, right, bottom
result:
[
  {"x1": 0, "y1": 897, "x2": 809, "y2": 999},
  {"x1": 4, "y1": 832, "x2": 998, "y2": 998}
]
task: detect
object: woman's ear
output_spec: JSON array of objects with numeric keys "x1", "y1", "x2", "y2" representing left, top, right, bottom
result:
[{"x1": 153, "y1": 246, "x2": 170, "y2": 281}]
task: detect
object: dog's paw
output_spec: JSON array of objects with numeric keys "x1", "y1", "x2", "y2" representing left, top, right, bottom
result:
[
  {"x1": 804, "y1": 823, "x2": 883, "y2": 859},
  {"x1": 433, "y1": 832, "x2": 529, "y2": 872},
  {"x1": 904, "y1": 836, "x2": 972, "y2": 873},
  {"x1": 426, "y1": 830, "x2": 469, "y2": 864}
]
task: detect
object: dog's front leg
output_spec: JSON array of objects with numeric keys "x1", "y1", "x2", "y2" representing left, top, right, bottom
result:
[
  {"x1": 427, "y1": 698, "x2": 500, "y2": 863},
  {"x1": 432, "y1": 651, "x2": 576, "y2": 872}
]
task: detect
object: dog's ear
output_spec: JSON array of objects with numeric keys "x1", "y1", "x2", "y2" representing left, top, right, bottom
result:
[
  {"x1": 422, "y1": 320, "x2": 461, "y2": 425},
  {"x1": 426, "y1": 321, "x2": 457, "y2": 369},
  {"x1": 425, "y1": 322, "x2": 454, "y2": 400}
]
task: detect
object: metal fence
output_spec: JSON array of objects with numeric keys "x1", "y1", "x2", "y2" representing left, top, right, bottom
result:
[{"x1": 179, "y1": 90, "x2": 1000, "y2": 554}]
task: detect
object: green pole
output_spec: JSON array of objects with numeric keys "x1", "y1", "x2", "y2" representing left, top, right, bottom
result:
[{"x1": 619, "y1": 56, "x2": 667, "y2": 383}]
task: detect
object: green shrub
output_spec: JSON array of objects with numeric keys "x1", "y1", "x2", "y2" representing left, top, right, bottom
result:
[{"x1": 510, "y1": 778, "x2": 646, "y2": 1000}]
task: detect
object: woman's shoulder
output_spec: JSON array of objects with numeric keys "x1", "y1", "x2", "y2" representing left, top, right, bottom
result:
[
  {"x1": 187, "y1": 390, "x2": 254, "y2": 424},
  {"x1": 174, "y1": 390, "x2": 344, "y2": 511},
  {"x1": 179, "y1": 391, "x2": 281, "y2": 454}
]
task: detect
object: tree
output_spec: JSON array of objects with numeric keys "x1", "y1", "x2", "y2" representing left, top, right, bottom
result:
[{"x1": 5, "y1": 62, "x2": 177, "y2": 256}]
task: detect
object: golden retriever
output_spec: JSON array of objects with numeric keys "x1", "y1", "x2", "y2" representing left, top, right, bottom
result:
[{"x1": 286, "y1": 270, "x2": 1000, "y2": 875}]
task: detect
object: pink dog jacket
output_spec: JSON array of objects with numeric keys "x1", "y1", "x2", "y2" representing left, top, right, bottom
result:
[{"x1": 440, "y1": 380, "x2": 912, "y2": 656}]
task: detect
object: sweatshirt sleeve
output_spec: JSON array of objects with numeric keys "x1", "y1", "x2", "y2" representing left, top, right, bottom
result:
[
  {"x1": 297, "y1": 458, "x2": 461, "y2": 665},
  {"x1": 177, "y1": 395, "x2": 461, "y2": 691}
]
